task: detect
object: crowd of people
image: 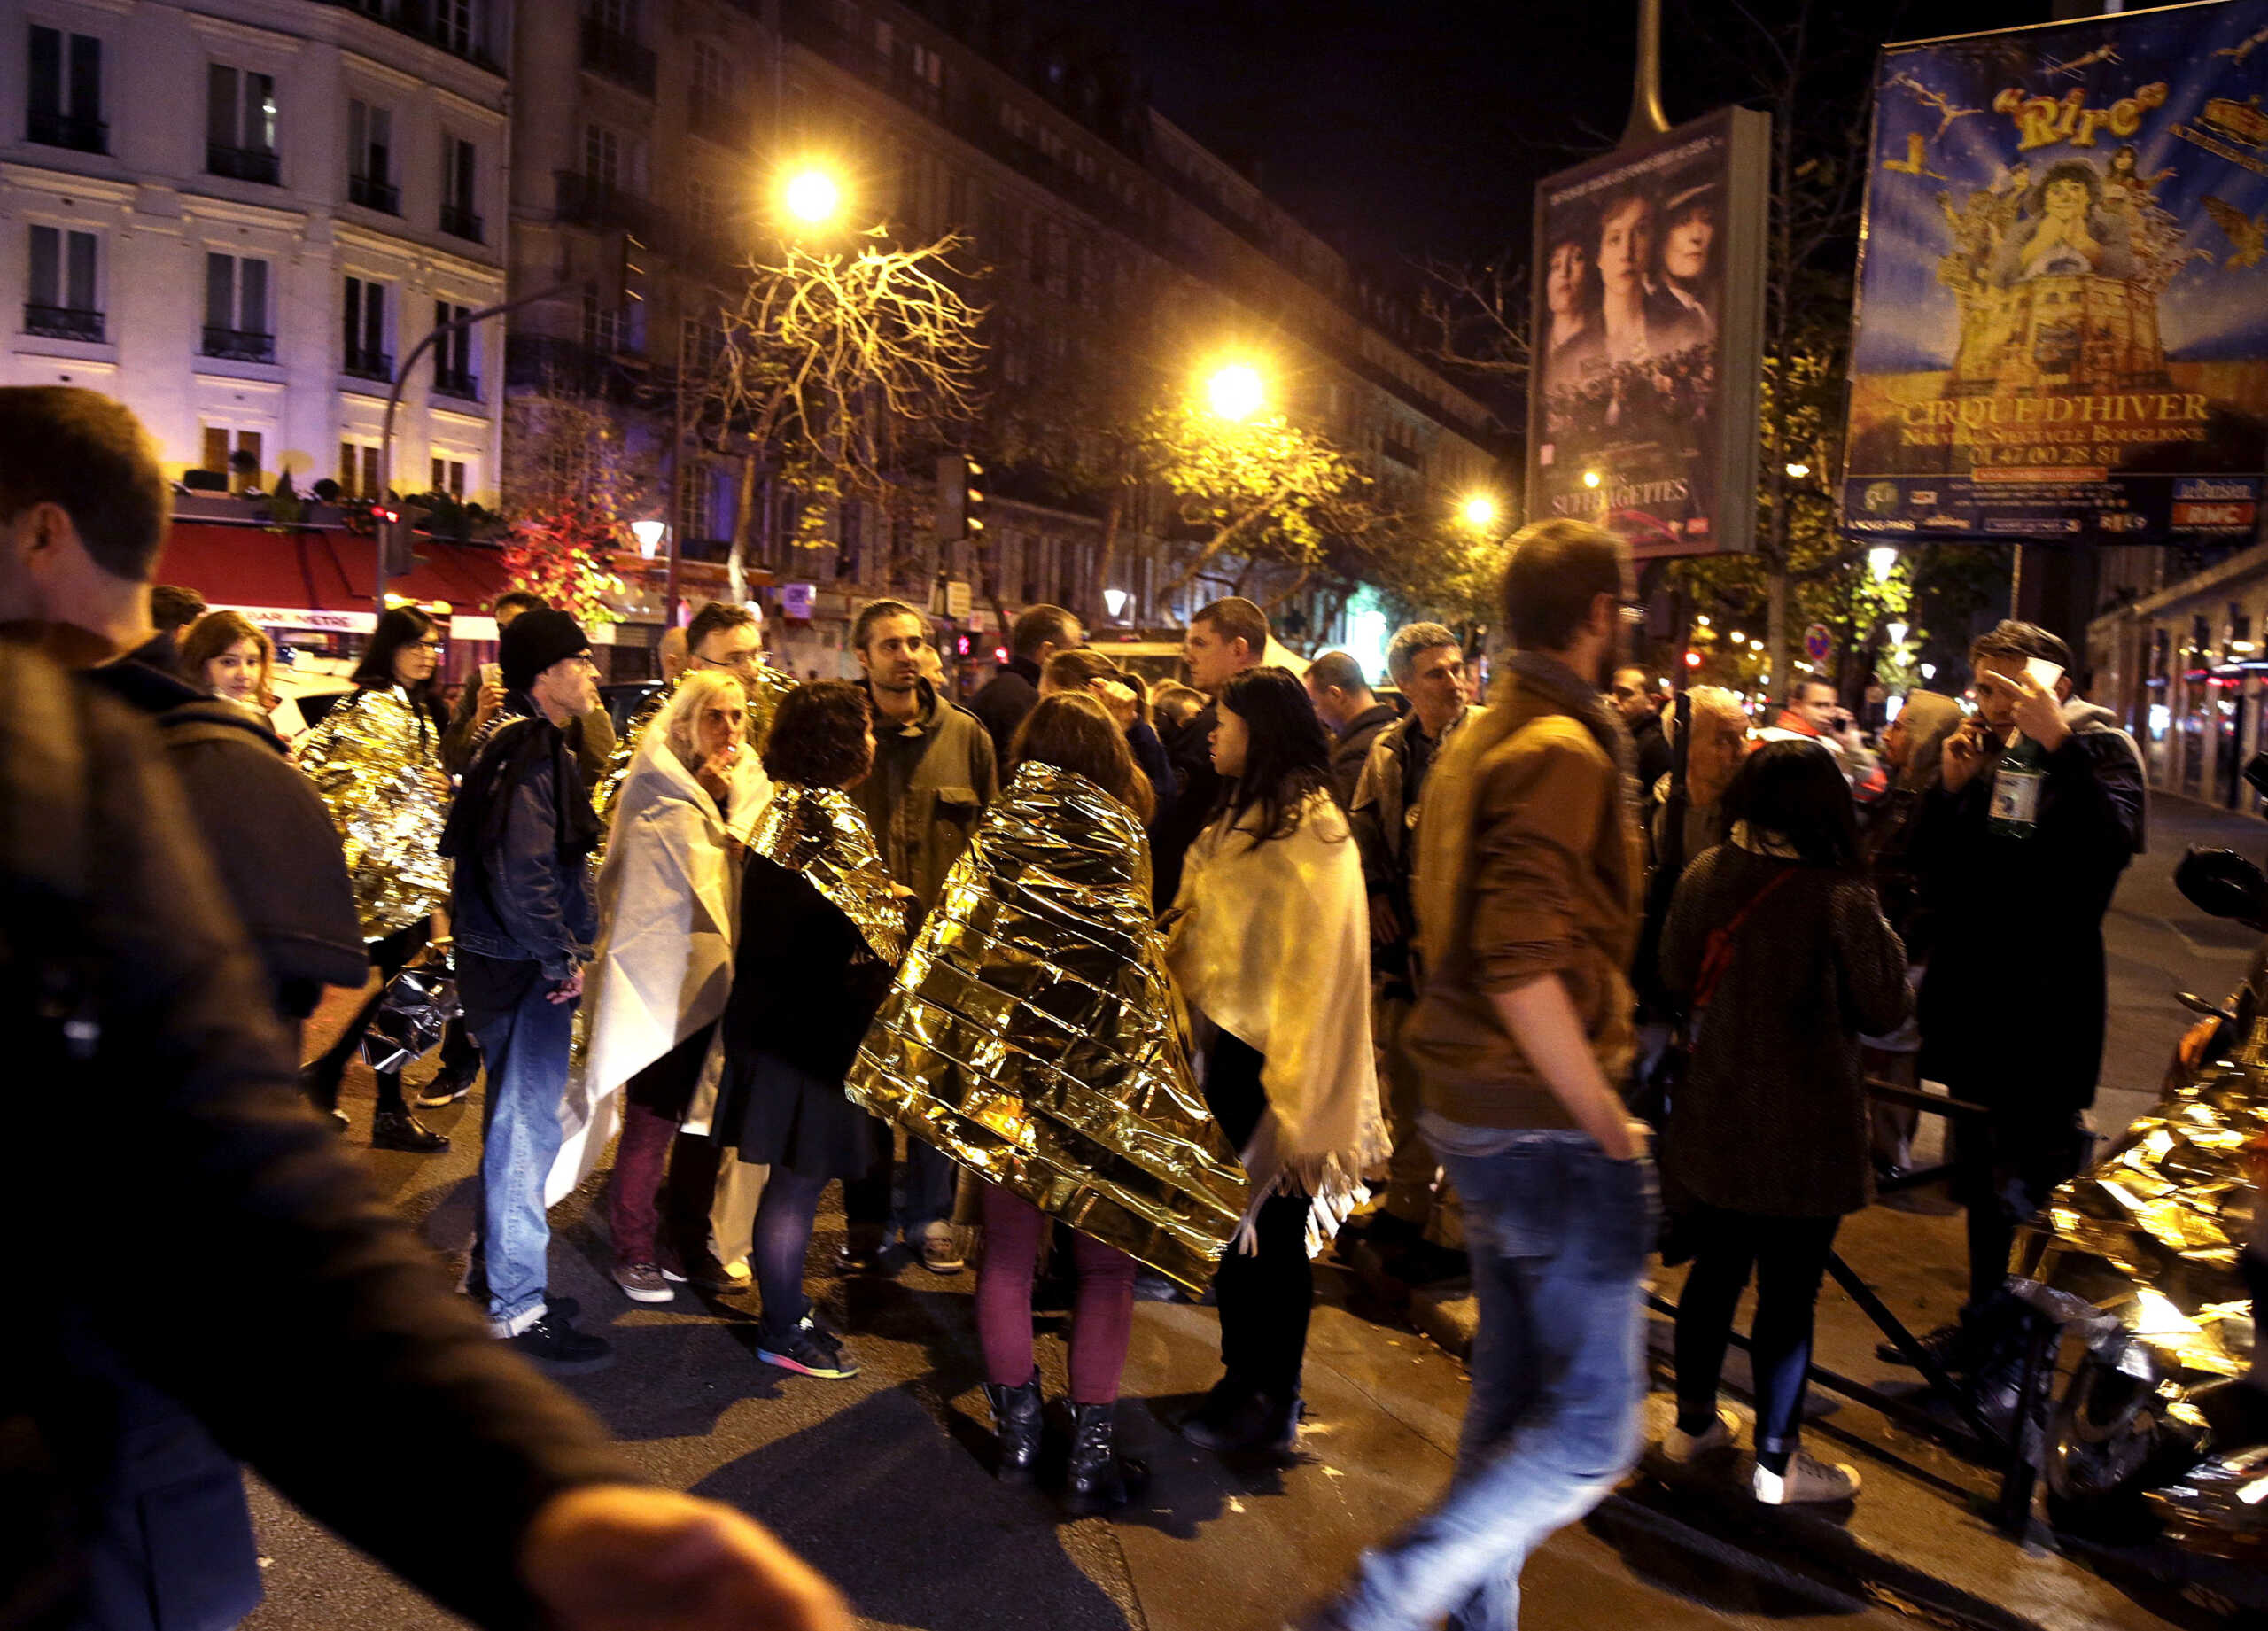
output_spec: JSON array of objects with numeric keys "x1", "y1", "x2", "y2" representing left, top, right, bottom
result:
[{"x1": 2, "y1": 382, "x2": 2161, "y2": 1631}]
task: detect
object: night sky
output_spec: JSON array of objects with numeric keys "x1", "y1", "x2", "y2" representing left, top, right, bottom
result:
[{"x1": 1101, "y1": 0, "x2": 2056, "y2": 271}]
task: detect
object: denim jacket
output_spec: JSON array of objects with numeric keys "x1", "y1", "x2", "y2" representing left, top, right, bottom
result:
[{"x1": 451, "y1": 727, "x2": 599, "y2": 982}]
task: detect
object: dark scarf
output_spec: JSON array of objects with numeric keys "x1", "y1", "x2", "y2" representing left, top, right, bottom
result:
[
  {"x1": 1504, "y1": 649, "x2": 1630, "y2": 774},
  {"x1": 440, "y1": 697, "x2": 601, "y2": 874}
]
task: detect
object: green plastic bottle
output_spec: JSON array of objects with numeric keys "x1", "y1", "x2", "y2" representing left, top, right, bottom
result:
[{"x1": 1987, "y1": 730, "x2": 2046, "y2": 839}]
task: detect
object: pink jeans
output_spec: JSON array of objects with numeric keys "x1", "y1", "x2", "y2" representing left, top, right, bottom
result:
[{"x1": 976, "y1": 1182, "x2": 1137, "y2": 1404}]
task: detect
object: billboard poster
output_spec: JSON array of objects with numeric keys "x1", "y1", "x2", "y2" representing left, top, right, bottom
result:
[
  {"x1": 1845, "y1": 0, "x2": 2268, "y2": 545},
  {"x1": 1526, "y1": 105, "x2": 1772, "y2": 559}
]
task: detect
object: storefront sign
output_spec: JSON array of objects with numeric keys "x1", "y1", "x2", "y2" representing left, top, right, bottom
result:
[
  {"x1": 1845, "y1": 0, "x2": 2268, "y2": 543},
  {"x1": 1527, "y1": 105, "x2": 1773, "y2": 558},
  {"x1": 212, "y1": 604, "x2": 377, "y2": 635},
  {"x1": 781, "y1": 582, "x2": 816, "y2": 620}
]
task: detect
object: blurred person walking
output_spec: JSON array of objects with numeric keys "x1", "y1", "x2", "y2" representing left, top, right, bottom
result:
[
  {"x1": 297, "y1": 604, "x2": 472, "y2": 1149},
  {"x1": 442, "y1": 610, "x2": 613, "y2": 1367},
  {"x1": 713, "y1": 682, "x2": 905, "y2": 1379},
  {"x1": 1305, "y1": 522, "x2": 1650, "y2": 1631},
  {"x1": 1656, "y1": 740, "x2": 1909, "y2": 1505},
  {"x1": 1611, "y1": 666, "x2": 1672, "y2": 793},
  {"x1": 1168, "y1": 667, "x2": 1386, "y2": 1456},
  {"x1": 577, "y1": 671, "x2": 771, "y2": 1304}
]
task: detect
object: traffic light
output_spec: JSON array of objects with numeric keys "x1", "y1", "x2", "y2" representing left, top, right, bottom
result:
[
  {"x1": 934, "y1": 453, "x2": 984, "y2": 547},
  {"x1": 374, "y1": 501, "x2": 429, "y2": 579}
]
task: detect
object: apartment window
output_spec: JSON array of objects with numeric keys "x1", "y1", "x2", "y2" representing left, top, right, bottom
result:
[
  {"x1": 584, "y1": 125, "x2": 624, "y2": 191},
  {"x1": 686, "y1": 175, "x2": 724, "y2": 241},
  {"x1": 347, "y1": 100, "x2": 398, "y2": 214},
  {"x1": 582, "y1": 290, "x2": 621, "y2": 355},
  {"x1": 680, "y1": 462, "x2": 715, "y2": 541},
  {"x1": 588, "y1": 0, "x2": 635, "y2": 34},
  {"x1": 27, "y1": 27, "x2": 105, "y2": 153},
  {"x1": 439, "y1": 136, "x2": 482, "y2": 241},
  {"x1": 343, "y1": 276, "x2": 389, "y2": 379},
  {"x1": 690, "y1": 42, "x2": 739, "y2": 144},
  {"x1": 202, "y1": 426, "x2": 264, "y2": 492},
  {"x1": 909, "y1": 43, "x2": 943, "y2": 88},
  {"x1": 430, "y1": 456, "x2": 467, "y2": 497},
  {"x1": 339, "y1": 440, "x2": 381, "y2": 500},
  {"x1": 202, "y1": 253, "x2": 273, "y2": 361},
  {"x1": 26, "y1": 226, "x2": 101, "y2": 341},
  {"x1": 435, "y1": 0, "x2": 478, "y2": 56},
  {"x1": 432, "y1": 300, "x2": 478, "y2": 399},
  {"x1": 207, "y1": 65, "x2": 279, "y2": 184}
]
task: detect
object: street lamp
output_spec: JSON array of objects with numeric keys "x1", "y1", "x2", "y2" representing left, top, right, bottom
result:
[
  {"x1": 1103, "y1": 587, "x2": 1130, "y2": 619},
  {"x1": 1205, "y1": 362, "x2": 1266, "y2": 422},
  {"x1": 1462, "y1": 494, "x2": 1498, "y2": 530},
  {"x1": 1785, "y1": 462, "x2": 1811, "y2": 479},
  {"x1": 631, "y1": 519, "x2": 667, "y2": 560},
  {"x1": 782, "y1": 166, "x2": 844, "y2": 227},
  {"x1": 1581, "y1": 469, "x2": 1604, "y2": 489},
  {"x1": 1886, "y1": 620, "x2": 1910, "y2": 647},
  {"x1": 1868, "y1": 545, "x2": 1899, "y2": 585}
]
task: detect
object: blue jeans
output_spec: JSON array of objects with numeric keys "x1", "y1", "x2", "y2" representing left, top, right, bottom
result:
[
  {"x1": 1332, "y1": 1121, "x2": 1652, "y2": 1631},
  {"x1": 465, "y1": 958, "x2": 577, "y2": 1332}
]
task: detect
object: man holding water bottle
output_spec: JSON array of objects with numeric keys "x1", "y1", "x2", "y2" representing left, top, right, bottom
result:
[{"x1": 1891, "y1": 620, "x2": 2148, "y2": 1410}]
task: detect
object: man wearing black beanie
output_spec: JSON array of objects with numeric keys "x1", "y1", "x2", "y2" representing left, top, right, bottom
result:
[{"x1": 443, "y1": 608, "x2": 613, "y2": 1366}]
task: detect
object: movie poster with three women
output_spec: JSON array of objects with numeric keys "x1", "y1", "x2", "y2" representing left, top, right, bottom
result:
[
  {"x1": 1526, "y1": 105, "x2": 1771, "y2": 560},
  {"x1": 1845, "y1": 0, "x2": 2268, "y2": 545}
]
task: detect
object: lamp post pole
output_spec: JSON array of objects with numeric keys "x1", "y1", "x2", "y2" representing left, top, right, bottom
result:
[
  {"x1": 1620, "y1": 0, "x2": 1670, "y2": 148},
  {"x1": 376, "y1": 280, "x2": 572, "y2": 611}
]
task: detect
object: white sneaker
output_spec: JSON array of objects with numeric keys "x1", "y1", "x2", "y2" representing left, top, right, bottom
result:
[
  {"x1": 1752, "y1": 1453, "x2": 1861, "y2": 1505},
  {"x1": 1659, "y1": 1408, "x2": 1738, "y2": 1465}
]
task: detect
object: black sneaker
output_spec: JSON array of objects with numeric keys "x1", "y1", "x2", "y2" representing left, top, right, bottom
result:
[
  {"x1": 834, "y1": 1226, "x2": 889, "y2": 1274},
  {"x1": 757, "y1": 1314, "x2": 860, "y2": 1379},
  {"x1": 371, "y1": 1107, "x2": 448, "y2": 1153},
  {"x1": 1876, "y1": 1319, "x2": 1979, "y2": 1373},
  {"x1": 506, "y1": 1313, "x2": 614, "y2": 1373},
  {"x1": 416, "y1": 1068, "x2": 477, "y2": 1108}
]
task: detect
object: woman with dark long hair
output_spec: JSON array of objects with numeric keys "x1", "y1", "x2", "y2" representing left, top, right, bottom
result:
[
  {"x1": 1166, "y1": 666, "x2": 1386, "y2": 1455},
  {"x1": 297, "y1": 606, "x2": 470, "y2": 1150},
  {"x1": 712, "y1": 682, "x2": 903, "y2": 1381},
  {"x1": 1657, "y1": 740, "x2": 1908, "y2": 1505}
]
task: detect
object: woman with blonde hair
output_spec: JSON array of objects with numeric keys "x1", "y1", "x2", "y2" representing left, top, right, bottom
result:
[
  {"x1": 178, "y1": 610, "x2": 276, "y2": 715},
  {"x1": 573, "y1": 669, "x2": 770, "y2": 1302}
]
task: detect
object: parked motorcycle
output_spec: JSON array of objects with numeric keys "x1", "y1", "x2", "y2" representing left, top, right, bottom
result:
[{"x1": 2013, "y1": 846, "x2": 2267, "y2": 1553}]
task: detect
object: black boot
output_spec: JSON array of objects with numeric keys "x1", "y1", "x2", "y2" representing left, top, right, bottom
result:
[
  {"x1": 1063, "y1": 1402, "x2": 1146, "y2": 1516},
  {"x1": 371, "y1": 1107, "x2": 449, "y2": 1153},
  {"x1": 983, "y1": 1371, "x2": 1043, "y2": 1481}
]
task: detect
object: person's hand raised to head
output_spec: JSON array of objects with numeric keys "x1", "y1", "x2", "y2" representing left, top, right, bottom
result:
[{"x1": 522, "y1": 1486, "x2": 852, "y2": 1631}]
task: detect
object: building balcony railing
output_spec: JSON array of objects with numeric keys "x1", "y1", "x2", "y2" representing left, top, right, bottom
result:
[
  {"x1": 579, "y1": 18, "x2": 656, "y2": 97},
  {"x1": 432, "y1": 369, "x2": 480, "y2": 402},
  {"x1": 349, "y1": 172, "x2": 400, "y2": 214},
  {"x1": 25, "y1": 304, "x2": 104, "y2": 342},
  {"x1": 344, "y1": 346, "x2": 393, "y2": 382},
  {"x1": 328, "y1": 0, "x2": 501, "y2": 74},
  {"x1": 27, "y1": 110, "x2": 107, "y2": 153},
  {"x1": 207, "y1": 144, "x2": 280, "y2": 185},
  {"x1": 202, "y1": 326, "x2": 276, "y2": 363},
  {"x1": 439, "y1": 202, "x2": 485, "y2": 243},
  {"x1": 555, "y1": 170, "x2": 656, "y2": 239},
  {"x1": 687, "y1": 89, "x2": 748, "y2": 147}
]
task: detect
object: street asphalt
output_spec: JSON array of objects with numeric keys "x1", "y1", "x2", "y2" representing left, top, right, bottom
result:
[{"x1": 239, "y1": 793, "x2": 2267, "y2": 1631}]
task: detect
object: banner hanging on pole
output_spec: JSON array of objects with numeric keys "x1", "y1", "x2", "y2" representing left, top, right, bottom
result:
[
  {"x1": 1526, "y1": 105, "x2": 1772, "y2": 560},
  {"x1": 1844, "y1": 0, "x2": 2268, "y2": 546}
]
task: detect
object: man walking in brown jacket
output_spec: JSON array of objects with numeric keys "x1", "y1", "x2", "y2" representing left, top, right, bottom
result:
[{"x1": 1304, "y1": 520, "x2": 1652, "y2": 1631}]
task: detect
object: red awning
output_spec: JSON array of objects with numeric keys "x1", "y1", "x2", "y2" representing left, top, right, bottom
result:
[{"x1": 158, "y1": 523, "x2": 513, "y2": 628}]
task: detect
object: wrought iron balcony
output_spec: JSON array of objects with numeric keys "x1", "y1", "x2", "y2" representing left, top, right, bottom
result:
[
  {"x1": 432, "y1": 369, "x2": 480, "y2": 402},
  {"x1": 329, "y1": 1, "x2": 501, "y2": 74},
  {"x1": 349, "y1": 173, "x2": 400, "y2": 214},
  {"x1": 202, "y1": 326, "x2": 276, "y2": 363},
  {"x1": 27, "y1": 110, "x2": 106, "y2": 153},
  {"x1": 207, "y1": 144, "x2": 280, "y2": 184},
  {"x1": 344, "y1": 346, "x2": 393, "y2": 382},
  {"x1": 579, "y1": 19, "x2": 656, "y2": 97},
  {"x1": 25, "y1": 304, "x2": 104, "y2": 342},
  {"x1": 439, "y1": 202, "x2": 484, "y2": 243},
  {"x1": 555, "y1": 170, "x2": 656, "y2": 238}
]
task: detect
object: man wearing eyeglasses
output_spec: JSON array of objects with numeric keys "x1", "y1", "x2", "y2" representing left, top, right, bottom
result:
[{"x1": 444, "y1": 590, "x2": 617, "y2": 781}]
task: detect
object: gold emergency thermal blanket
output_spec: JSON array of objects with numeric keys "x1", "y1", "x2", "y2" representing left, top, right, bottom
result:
[
  {"x1": 747, "y1": 781, "x2": 905, "y2": 965},
  {"x1": 845, "y1": 762, "x2": 1251, "y2": 1292},
  {"x1": 295, "y1": 687, "x2": 452, "y2": 938},
  {"x1": 593, "y1": 662, "x2": 793, "y2": 844}
]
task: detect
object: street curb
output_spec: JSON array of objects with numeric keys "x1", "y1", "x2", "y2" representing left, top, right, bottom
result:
[{"x1": 1356, "y1": 1254, "x2": 2055, "y2": 1631}]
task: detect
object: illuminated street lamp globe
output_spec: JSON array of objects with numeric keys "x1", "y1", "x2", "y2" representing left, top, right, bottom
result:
[
  {"x1": 1463, "y1": 494, "x2": 1498, "y2": 530},
  {"x1": 1206, "y1": 363, "x2": 1265, "y2": 422},
  {"x1": 783, "y1": 167, "x2": 843, "y2": 226},
  {"x1": 1581, "y1": 470, "x2": 1604, "y2": 490}
]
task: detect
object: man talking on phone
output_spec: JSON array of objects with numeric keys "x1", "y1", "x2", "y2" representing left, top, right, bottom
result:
[
  {"x1": 1893, "y1": 620, "x2": 2146, "y2": 1414},
  {"x1": 1770, "y1": 678, "x2": 1887, "y2": 809}
]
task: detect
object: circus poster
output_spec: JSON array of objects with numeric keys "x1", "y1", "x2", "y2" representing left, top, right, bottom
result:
[{"x1": 1846, "y1": 0, "x2": 2268, "y2": 544}]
